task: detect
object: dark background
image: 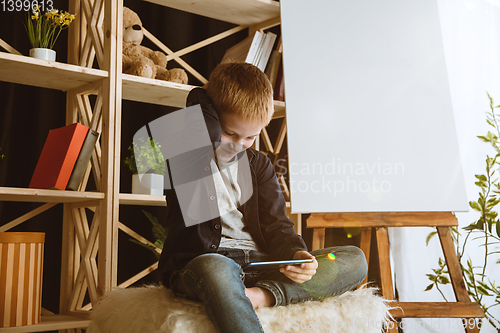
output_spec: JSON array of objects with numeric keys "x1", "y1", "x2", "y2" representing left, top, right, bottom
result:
[{"x1": 0, "y1": 0, "x2": 377, "y2": 318}]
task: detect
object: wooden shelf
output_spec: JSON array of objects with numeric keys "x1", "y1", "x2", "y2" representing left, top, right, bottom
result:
[
  {"x1": 119, "y1": 193, "x2": 167, "y2": 206},
  {"x1": 273, "y1": 100, "x2": 285, "y2": 119},
  {"x1": 0, "y1": 187, "x2": 104, "y2": 203},
  {"x1": 0, "y1": 52, "x2": 107, "y2": 91},
  {"x1": 0, "y1": 314, "x2": 90, "y2": 333},
  {"x1": 122, "y1": 74, "x2": 287, "y2": 116},
  {"x1": 142, "y1": 0, "x2": 280, "y2": 26},
  {"x1": 122, "y1": 74, "x2": 194, "y2": 107}
]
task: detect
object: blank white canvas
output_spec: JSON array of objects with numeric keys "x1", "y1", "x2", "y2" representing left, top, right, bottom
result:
[{"x1": 280, "y1": 0, "x2": 468, "y2": 213}]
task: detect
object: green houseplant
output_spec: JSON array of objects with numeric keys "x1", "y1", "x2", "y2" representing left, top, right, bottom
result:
[
  {"x1": 426, "y1": 93, "x2": 500, "y2": 331},
  {"x1": 124, "y1": 137, "x2": 165, "y2": 195}
]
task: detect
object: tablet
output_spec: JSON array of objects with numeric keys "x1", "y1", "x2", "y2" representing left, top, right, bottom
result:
[{"x1": 242, "y1": 258, "x2": 314, "y2": 272}]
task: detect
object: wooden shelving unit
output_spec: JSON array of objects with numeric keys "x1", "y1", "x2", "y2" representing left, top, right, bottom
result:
[
  {"x1": 0, "y1": 52, "x2": 107, "y2": 91},
  {"x1": 0, "y1": 0, "x2": 294, "y2": 331},
  {"x1": 121, "y1": 74, "x2": 286, "y2": 116},
  {"x1": 0, "y1": 187, "x2": 104, "y2": 203},
  {"x1": 0, "y1": 315, "x2": 90, "y2": 333},
  {"x1": 118, "y1": 193, "x2": 167, "y2": 206},
  {"x1": 143, "y1": 0, "x2": 280, "y2": 25},
  {"x1": 0, "y1": 52, "x2": 285, "y2": 115},
  {"x1": 122, "y1": 74, "x2": 194, "y2": 107}
]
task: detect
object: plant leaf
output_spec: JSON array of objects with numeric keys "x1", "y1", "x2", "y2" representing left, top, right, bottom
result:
[
  {"x1": 469, "y1": 201, "x2": 482, "y2": 212},
  {"x1": 476, "y1": 285, "x2": 491, "y2": 296},
  {"x1": 463, "y1": 223, "x2": 478, "y2": 231},
  {"x1": 426, "y1": 231, "x2": 438, "y2": 246},
  {"x1": 438, "y1": 276, "x2": 450, "y2": 285},
  {"x1": 129, "y1": 239, "x2": 160, "y2": 259},
  {"x1": 426, "y1": 274, "x2": 437, "y2": 282},
  {"x1": 477, "y1": 281, "x2": 493, "y2": 292},
  {"x1": 476, "y1": 174, "x2": 488, "y2": 181}
]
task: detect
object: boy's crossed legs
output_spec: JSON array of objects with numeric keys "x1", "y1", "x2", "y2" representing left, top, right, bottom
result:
[{"x1": 169, "y1": 246, "x2": 367, "y2": 333}]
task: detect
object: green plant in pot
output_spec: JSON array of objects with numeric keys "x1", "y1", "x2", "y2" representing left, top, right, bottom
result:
[
  {"x1": 25, "y1": 5, "x2": 76, "y2": 61},
  {"x1": 124, "y1": 137, "x2": 165, "y2": 195}
]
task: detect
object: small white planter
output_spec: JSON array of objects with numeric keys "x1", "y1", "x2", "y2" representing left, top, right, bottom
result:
[
  {"x1": 132, "y1": 174, "x2": 164, "y2": 195},
  {"x1": 29, "y1": 48, "x2": 56, "y2": 61}
]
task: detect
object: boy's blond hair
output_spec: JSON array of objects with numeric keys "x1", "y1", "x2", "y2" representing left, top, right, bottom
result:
[{"x1": 205, "y1": 62, "x2": 274, "y2": 126}]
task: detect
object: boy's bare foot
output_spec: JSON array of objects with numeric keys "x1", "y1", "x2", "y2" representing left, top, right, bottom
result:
[{"x1": 245, "y1": 287, "x2": 275, "y2": 309}]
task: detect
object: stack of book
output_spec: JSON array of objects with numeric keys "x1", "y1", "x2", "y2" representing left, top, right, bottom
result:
[
  {"x1": 221, "y1": 31, "x2": 285, "y2": 101},
  {"x1": 29, "y1": 123, "x2": 99, "y2": 191}
]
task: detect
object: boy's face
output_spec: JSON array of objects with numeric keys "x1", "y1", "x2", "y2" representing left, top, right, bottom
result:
[{"x1": 217, "y1": 113, "x2": 264, "y2": 163}]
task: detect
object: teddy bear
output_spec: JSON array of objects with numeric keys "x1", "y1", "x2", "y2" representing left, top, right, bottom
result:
[{"x1": 122, "y1": 7, "x2": 188, "y2": 84}]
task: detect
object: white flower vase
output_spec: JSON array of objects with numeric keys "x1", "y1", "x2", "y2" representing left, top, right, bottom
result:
[
  {"x1": 29, "y1": 48, "x2": 56, "y2": 61},
  {"x1": 132, "y1": 174, "x2": 164, "y2": 196}
]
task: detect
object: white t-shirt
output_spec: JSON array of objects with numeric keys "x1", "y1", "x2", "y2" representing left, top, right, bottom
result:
[{"x1": 211, "y1": 158, "x2": 259, "y2": 251}]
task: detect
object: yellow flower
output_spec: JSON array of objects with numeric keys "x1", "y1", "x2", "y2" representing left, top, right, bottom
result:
[
  {"x1": 56, "y1": 11, "x2": 75, "y2": 27},
  {"x1": 31, "y1": 2, "x2": 40, "y2": 19},
  {"x1": 45, "y1": 9, "x2": 58, "y2": 20},
  {"x1": 27, "y1": 6, "x2": 76, "y2": 49},
  {"x1": 55, "y1": 15, "x2": 64, "y2": 25}
]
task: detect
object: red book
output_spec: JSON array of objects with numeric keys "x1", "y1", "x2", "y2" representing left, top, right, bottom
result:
[
  {"x1": 274, "y1": 60, "x2": 285, "y2": 102},
  {"x1": 29, "y1": 123, "x2": 89, "y2": 190}
]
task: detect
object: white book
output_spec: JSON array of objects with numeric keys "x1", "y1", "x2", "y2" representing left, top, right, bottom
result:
[
  {"x1": 257, "y1": 32, "x2": 277, "y2": 72},
  {"x1": 252, "y1": 32, "x2": 268, "y2": 66},
  {"x1": 245, "y1": 31, "x2": 264, "y2": 64}
]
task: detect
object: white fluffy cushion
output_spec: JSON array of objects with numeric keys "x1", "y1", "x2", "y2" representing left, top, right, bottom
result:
[{"x1": 87, "y1": 285, "x2": 393, "y2": 333}]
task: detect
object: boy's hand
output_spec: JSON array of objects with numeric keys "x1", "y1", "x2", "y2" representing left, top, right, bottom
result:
[{"x1": 279, "y1": 251, "x2": 318, "y2": 283}]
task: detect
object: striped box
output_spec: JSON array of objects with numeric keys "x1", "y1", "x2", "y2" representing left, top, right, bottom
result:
[{"x1": 0, "y1": 232, "x2": 44, "y2": 327}]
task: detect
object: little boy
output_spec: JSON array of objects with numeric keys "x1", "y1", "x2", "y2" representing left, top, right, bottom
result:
[{"x1": 158, "y1": 62, "x2": 367, "y2": 333}]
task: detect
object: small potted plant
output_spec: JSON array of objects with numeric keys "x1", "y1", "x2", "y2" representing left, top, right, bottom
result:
[
  {"x1": 124, "y1": 137, "x2": 165, "y2": 195},
  {"x1": 25, "y1": 4, "x2": 76, "y2": 61}
]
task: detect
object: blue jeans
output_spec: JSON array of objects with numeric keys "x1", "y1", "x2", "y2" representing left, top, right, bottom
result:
[{"x1": 169, "y1": 246, "x2": 368, "y2": 333}]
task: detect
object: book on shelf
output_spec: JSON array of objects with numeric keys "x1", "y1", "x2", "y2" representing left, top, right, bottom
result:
[
  {"x1": 221, "y1": 35, "x2": 254, "y2": 63},
  {"x1": 29, "y1": 123, "x2": 98, "y2": 191},
  {"x1": 264, "y1": 50, "x2": 276, "y2": 78},
  {"x1": 221, "y1": 31, "x2": 278, "y2": 74},
  {"x1": 245, "y1": 31, "x2": 265, "y2": 64},
  {"x1": 66, "y1": 128, "x2": 99, "y2": 191},
  {"x1": 265, "y1": 36, "x2": 283, "y2": 89},
  {"x1": 256, "y1": 32, "x2": 277, "y2": 72},
  {"x1": 274, "y1": 59, "x2": 285, "y2": 102}
]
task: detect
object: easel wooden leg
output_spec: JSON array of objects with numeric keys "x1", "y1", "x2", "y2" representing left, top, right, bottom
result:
[
  {"x1": 359, "y1": 227, "x2": 372, "y2": 286},
  {"x1": 437, "y1": 227, "x2": 479, "y2": 333},
  {"x1": 376, "y1": 227, "x2": 398, "y2": 333},
  {"x1": 312, "y1": 227, "x2": 325, "y2": 251},
  {"x1": 376, "y1": 227, "x2": 394, "y2": 300},
  {"x1": 436, "y1": 227, "x2": 468, "y2": 302}
]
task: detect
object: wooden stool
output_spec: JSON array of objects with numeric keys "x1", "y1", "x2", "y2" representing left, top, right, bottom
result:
[{"x1": 307, "y1": 212, "x2": 484, "y2": 333}]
